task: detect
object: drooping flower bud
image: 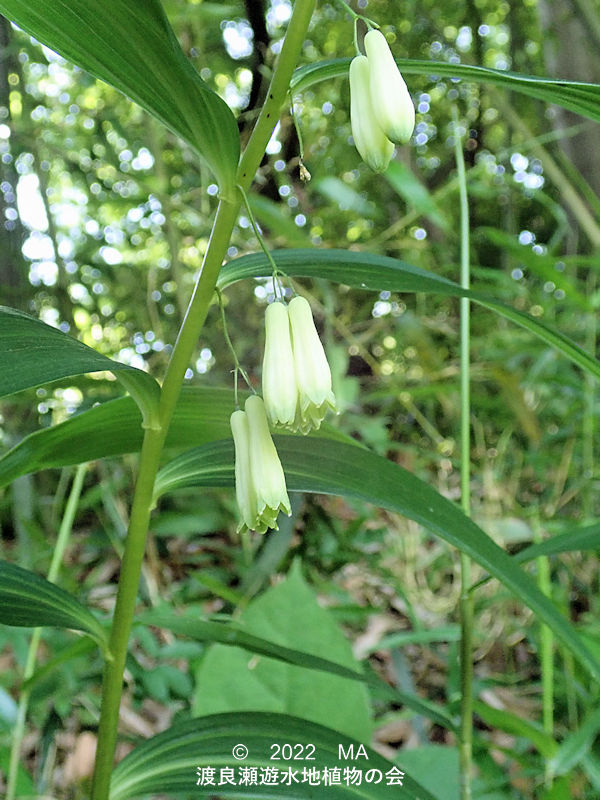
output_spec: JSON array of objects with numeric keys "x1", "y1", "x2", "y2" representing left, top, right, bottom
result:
[
  {"x1": 349, "y1": 54, "x2": 394, "y2": 173},
  {"x1": 262, "y1": 300, "x2": 298, "y2": 428},
  {"x1": 230, "y1": 408, "x2": 258, "y2": 533},
  {"x1": 244, "y1": 395, "x2": 291, "y2": 533},
  {"x1": 364, "y1": 29, "x2": 415, "y2": 145},
  {"x1": 288, "y1": 296, "x2": 337, "y2": 434}
]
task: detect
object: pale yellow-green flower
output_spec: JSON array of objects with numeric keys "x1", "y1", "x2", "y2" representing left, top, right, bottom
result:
[
  {"x1": 288, "y1": 296, "x2": 337, "y2": 434},
  {"x1": 364, "y1": 29, "x2": 415, "y2": 145},
  {"x1": 231, "y1": 395, "x2": 291, "y2": 534},
  {"x1": 262, "y1": 300, "x2": 298, "y2": 428},
  {"x1": 349, "y1": 54, "x2": 394, "y2": 173},
  {"x1": 262, "y1": 297, "x2": 337, "y2": 434},
  {"x1": 230, "y1": 407, "x2": 257, "y2": 533}
]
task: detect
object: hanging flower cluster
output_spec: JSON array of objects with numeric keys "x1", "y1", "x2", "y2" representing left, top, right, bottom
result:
[
  {"x1": 350, "y1": 29, "x2": 415, "y2": 172},
  {"x1": 230, "y1": 395, "x2": 291, "y2": 534},
  {"x1": 263, "y1": 296, "x2": 337, "y2": 434},
  {"x1": 230, "y1": 295, "x2": 337, "y2": 534},
  {"x1": 228, "y1": 25, "x2": 410, "y2": 533}
]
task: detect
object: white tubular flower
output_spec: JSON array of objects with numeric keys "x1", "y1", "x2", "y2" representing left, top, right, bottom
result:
[
  {"x1": 230, "y1": 408, "x2": 258, "y2": 534},
  {"x1": 364, "y1": 29, "x2": 415, "y2": 145},
  {"x1": 288, "y1": 296, "x2": 337, "y2": 434},
  {"x1": 245, "y1": 395, "x2": 291, "y2": 533},
  {"x1": 262, "y1": 301, "x2": 298, "y2": 428},
  {"x1": 349, "y1": 54, "x2": 394, "y2": 173}
]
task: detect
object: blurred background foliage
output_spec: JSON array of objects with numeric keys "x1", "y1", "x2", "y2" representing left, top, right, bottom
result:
[{"x1": 1, "y1": 0, "x2": 599, "y2": 797}]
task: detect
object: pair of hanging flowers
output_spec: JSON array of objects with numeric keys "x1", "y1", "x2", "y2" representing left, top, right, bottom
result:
[
  {"x1": 230, "y1": 296, "x2": 336, "y2": 534},
  {"x1": 350, "y1": 29, "x2": 415, "y2": 172}
]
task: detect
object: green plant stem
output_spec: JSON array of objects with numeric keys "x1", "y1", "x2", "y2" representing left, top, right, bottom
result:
[
  {"x1": 237, "y1": 183, "x2": 284, "y2": 297},
  {"x1": 583, "y1": 269, "x2": 597, "y2": 519},
  {"x1": 6, "y1": 464, "x2": 87, "y2": 800},
  {"x1": 90, "y1": 3, "x2": 316, "y2": 798},
  {"x1": 533, "y1": 522, "x2": 554, "y2": 789},
  {"x1": 216, "y1": 288, "x2": 254, "y2": 405},
  {"x1": 453, "y1": 108, "x2": 474, "y2": 800}
]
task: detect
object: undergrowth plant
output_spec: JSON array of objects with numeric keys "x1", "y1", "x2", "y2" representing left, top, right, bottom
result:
[{"x1": 0, "y1": 1, "x2": 599, "y2": 799}]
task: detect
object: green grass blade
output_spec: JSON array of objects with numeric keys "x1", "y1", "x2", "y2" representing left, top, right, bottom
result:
[
  {"x1": 513, "y1": 524, "x2": 600, "y2": 564},
  {"x1": 472, "y1": 700, "x2": 557, "y2": 759},
  {"x1": 291, "y1": 58, "x2": 600, "y2": 125},
  {"x1": 549, "y1": 706, "x2": 600, "y2": 776},
  {"x1": 0, "y1": 560, "x2": 107, "y2": 650}
]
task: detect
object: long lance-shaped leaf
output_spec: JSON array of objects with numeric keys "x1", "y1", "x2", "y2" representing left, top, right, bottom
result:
[
  {"x1": 512, "y1": 523, "x2": 600, "y2": 564},
  {"x1": 0, "y1": 388, "x2": 351, "y2": 489},
  {"x1": 0, "y1": 560, "x2": 107, "y2": 651},
  {"x1": 472, "y1": 523, "x2": 600, "y2": 591},
  {"x1": 291, "y1": 58, "x2": 600, "y2": 125},
  {"x1": 217, "y1": 249, "x2": 600, "y2": 381},
  {"x1": 0, "y1": 0, "x2": 239, "y2": 189},
  {"x1": 109, "y1": 711, "x2": 437, "y2": 800},
  {"x1": 154, "y1": 437, "x2": 600, "y2": 683},
  {"x1": 138, "y1": 609, "x2": 456, "y2": 732},
  {"x1": 0, "y1": 305, "x2": 159, "y2": 428}
]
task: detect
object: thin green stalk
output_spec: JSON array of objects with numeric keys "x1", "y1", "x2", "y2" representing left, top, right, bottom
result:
[
  {"x1": 216, "y1": 288, "x2": 254, "y2": 406},
  {"x1": 583, "y1": 269, "x2": 597, "y2": 519},
  {"x1": 453, "y1": 108, "x2": 474, "y2": 800},
  {"x1": 6, "y1": 464, "x2": 87, "y2": 800},
  {"x1": 533, "y1": 522, "x2": 554, "y2": 789},
  {"x1": 90, "y1": 3, "x2": 316, "y2": 798},
  {"x1": 237, "y1": 183, "x2": 284, "y2": 297}
]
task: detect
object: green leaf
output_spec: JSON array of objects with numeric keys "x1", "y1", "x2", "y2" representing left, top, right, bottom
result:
[
  {"x1": 367, "y1": 625, "x2": 461, "y2": 653},
  {"x1": 384, "y1": 161, "x2": 448, "y2": 231},
  {"x1": 0, "y1": 387, "x2": 350, "y2": 489},
  {"x1": 0, "y1": 0, "x2": 239, "y2": 189},
  {"x1": 472, "y1": 700, "x2": 557, "y2": 758},
  {"x1": 478, "y1": 227, "x2": 589, "y2": 309},
  {"x1": 154, "y1": 437, "x2": 600, "y2": 683},
  {"x1": 473, "y1": 523, "x2": 600, "y2": 592},
  {"x1": 0, "y1": 560, "x2": 107, "y2": 651},
  {"x1": 139, "y1": 608, "x2": 456, "y2": 732},
  {"x1": 313, "y1": 176, "x2": 376, "y2": 216},
  {"x1": 22, "y1": 638, "x2": 98, "y2": 692},
  {"x1": 291, "y1": 58, "x2": 600, "y2": 125},
  {"x1": 549, "y1": 706, "x2": 600, "y2": 776},
  {"x1": 394, "y1": 746, "x2": 459, "y2": 800},
  {"x1": 249, "y1": 194, "x2": 312, "y2": 247},
  {"x1": 190, "y1": 563, "x2": 372, "y2": 741},
  {"x1": 582, "y1": 753, "x2": 600, "y2": 792},
  {"x1": 0, "y1": 747, "x2": 34, "y2": 795},
  {"x1": 109, "y1": 711, "x2": 438, "y2": 800},
  {"x1": 0, "y1": 306, "x2": 159, "y2": 428},
  {"x1": 513, "y1": 523, "x2": 600, "y2": 564},
  {"x1": 217, "y1": 249, "x2": 600, "y2": 382}
]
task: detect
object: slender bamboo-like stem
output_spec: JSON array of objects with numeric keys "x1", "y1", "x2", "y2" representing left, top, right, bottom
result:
[
  {"x1": 453, "y1": 108, "x2": 473, "y2": 800},
  {"x1": 532, "y1": 520, "x2": 554, "y2": 789},
  {"x1": 90, "y1": 4, "x2": 316, "y2": 798},
  {"x1": 583, "y1": 269, "x2": 597, "y2": 520},
  {"x1": 6, "y1": 464, "x2": 87, "y2": 800}
]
